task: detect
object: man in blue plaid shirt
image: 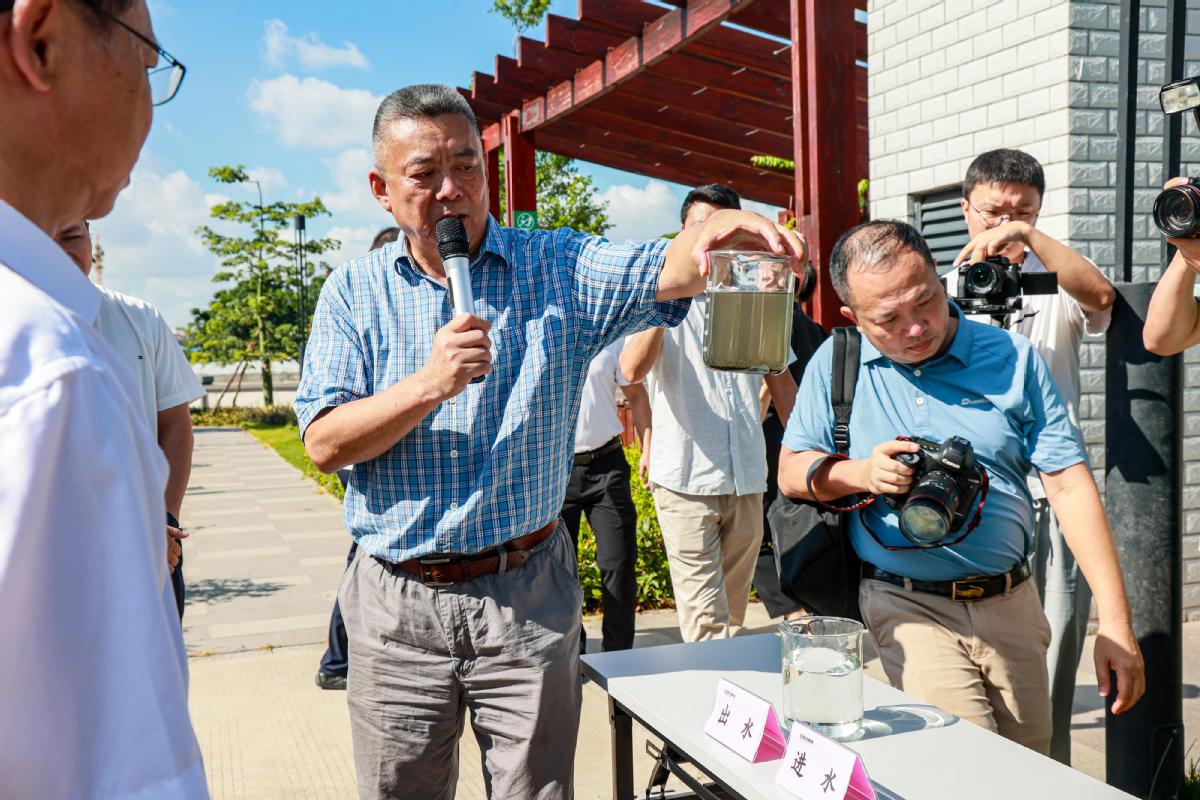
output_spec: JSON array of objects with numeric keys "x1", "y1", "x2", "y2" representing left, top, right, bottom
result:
[{"x1": 295, "y1": 83, "x2": 805, "y2": 800}]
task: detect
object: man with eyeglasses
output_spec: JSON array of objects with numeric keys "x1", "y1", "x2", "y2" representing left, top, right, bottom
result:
[
  {"x1": 0, "y1": 1, "x2": 204, "y2": 798},
  {"x1": 951, "y1": 148, "x2": 1117, "y2": 764},
  {"x1": 778, "y1": 219, "x2": 1142, "y2": 754}
]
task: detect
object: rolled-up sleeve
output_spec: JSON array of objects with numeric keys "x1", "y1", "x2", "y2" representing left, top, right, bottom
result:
[
  {"x1": 564, "y1": 231, "x2": 690, "y2": 352},
  {"x1": 294, "y1": 269, "x2": 370, "y2": 438}
]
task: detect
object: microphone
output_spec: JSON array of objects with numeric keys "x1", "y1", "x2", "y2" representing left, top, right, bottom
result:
[{"x1": 435, "y1": 216, "x2": 484, "y2": 384}]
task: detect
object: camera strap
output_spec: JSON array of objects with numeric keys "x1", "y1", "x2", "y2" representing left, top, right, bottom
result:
[{"x1": 808, "y1": 328, "x2": 875, "y2": 513}]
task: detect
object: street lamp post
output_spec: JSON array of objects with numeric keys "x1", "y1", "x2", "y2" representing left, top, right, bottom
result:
[{"x1": 293, "y1": 213, "x2": 307, "y2": 377}]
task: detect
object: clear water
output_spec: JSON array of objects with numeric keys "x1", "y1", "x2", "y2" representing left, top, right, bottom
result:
[{"x1": 782, "y1": 646, "x2": 864, "y2": 741}]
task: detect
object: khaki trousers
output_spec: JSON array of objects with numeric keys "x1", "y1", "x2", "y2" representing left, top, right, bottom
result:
[
  {"x1": 860, "y1": 576, "x2": 1053, "y2": 754},
  {"x1": 652, "y1": 486, "x2": 762, "y2": 642}
]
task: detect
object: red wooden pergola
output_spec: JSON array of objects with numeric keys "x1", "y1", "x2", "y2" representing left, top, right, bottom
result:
[{"x1": 459, "y1": 0, "x2": 867, "y2": 329}]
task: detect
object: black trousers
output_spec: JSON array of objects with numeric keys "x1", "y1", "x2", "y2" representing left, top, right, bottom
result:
[
  {"x1": 559, "y1": 444, "x2": 638, "y2": 652},
  {"x1": 319, "y1": 540, "x2": 358, "y2": 677}
]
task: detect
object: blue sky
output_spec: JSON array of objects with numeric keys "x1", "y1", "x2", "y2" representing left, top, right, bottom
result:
[{"x1": 94, "y1": 0, "x2": 776, "y2": 327}]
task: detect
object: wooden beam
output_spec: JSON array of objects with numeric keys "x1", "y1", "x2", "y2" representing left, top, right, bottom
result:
[
  {"x1": 569, "y1": 104, "x2": 783, "y2": 168},
  {"x1": 799, "y1": 0, "x2": 860, "y2": 330},
  {"x1": 686, "y1": 25, "x2": 792, "y2": 79},
  {"x1": 459, "y1": 87, "x2": 508, "y2": 127},
  {"x1": 544, "y1": 116, "x2": 794, "y2": 196},
  {"x1": 730, "y1": 0, "x2": 791, "y2": 40},
  {"x1": 578, "y1": 0, "x2": 660, "y2": 35},
  {"x1": 502, "y1": 114, "x2": 536, "y2": 227},
  {"x1": 648, "y1": 52, "x2": 792, "y2": 108},
  {"x1": 517, "y1": 37, "x2": 591, "y2": 80},
  {"x1": 534, "y1": 131, "x2": 791, "y2": 208},
  {"x1": 545, "y1": 14, "x2": 625, "y2": 59},
  {"x1": 620, "y1": 71, "x2": 791, "y2": 135},
  {"x1": 488, "y1": 149, "x2": 501, "y2": 219},
  {"x1": 586, "y1": 92, "x2": 792, "y2": 159},
  {"x1": 472, "y1": 72, "x2": 527, "y2": 109},
  {"x1": 495, "y1": 55, "x2": 554, "y2": 98}
]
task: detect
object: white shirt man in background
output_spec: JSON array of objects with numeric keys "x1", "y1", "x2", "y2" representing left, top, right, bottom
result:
[
  {"x1": 621, "y1": 184, "x2": 797, "y2": 642},
  {"x1": 560, "y1": 338, "x2": 649, "y2": 652},
  {"x1": 55, "y1": 220, "x2": 204, "y2": 619},
  {"x1": 0, "y1": 0, "x2": 207, "y2": 797},
  {"x1": 953, "y1": 148, "x2": 1116, "y2": 765}
]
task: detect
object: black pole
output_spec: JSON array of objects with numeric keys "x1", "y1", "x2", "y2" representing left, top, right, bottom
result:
[
  {"x1": 293, "y1": 214, "x2": 306, "y2": 377},
  {"x1": 1161, "y1": 0, "x2": 1186, "y2": 267},
  {"x1": 1105, "y1": 286, "x2": 1184, "y2": 799},
  {"x1": 1115, "y1": 0, "x2": 1140, "y2": 283}
]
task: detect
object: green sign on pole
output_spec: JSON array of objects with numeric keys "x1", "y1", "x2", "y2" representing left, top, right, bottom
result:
[{"x1": 513, "y1": 210, "x2": 538, "y2": 230}]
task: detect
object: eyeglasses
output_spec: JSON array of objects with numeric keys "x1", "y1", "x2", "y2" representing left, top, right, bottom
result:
[
  {"x1": 966, "y1": 200, "x2": 1038, "y2": 228},
  {"x1": 78, "y1": 1, "x2": 187, "y2": 105}
]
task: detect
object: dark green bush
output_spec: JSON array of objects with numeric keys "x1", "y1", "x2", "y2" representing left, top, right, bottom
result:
[{"x1": 577, "y1": 446, "x2": 675, "y2": 611}]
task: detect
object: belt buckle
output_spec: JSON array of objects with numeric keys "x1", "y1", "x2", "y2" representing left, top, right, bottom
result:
[
  {"x1": 951, "y1": 578, "x2": 987, "y2": 602},
  {"x1": 418, "y1": 556, "x2": 457, "y2": 589}
]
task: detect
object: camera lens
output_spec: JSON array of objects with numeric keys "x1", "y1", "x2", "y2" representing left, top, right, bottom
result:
[
  {"x1": 1153, "y1": 184, "x2": 1200, "y2": 238},
  {"x1": 899, "y1": 500, "x2": 950, "y2": 545},
  {"x1": 898, "y1": 471, "x2": 962, "y2": 545},
  {"x1": 965, "y1": 262, "x2": 1001, "y2": 296}
]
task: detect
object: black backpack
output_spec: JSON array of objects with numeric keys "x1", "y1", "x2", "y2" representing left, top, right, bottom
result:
[{"x1": 767, "y1": 327, "x2": 864, "y2": 621}]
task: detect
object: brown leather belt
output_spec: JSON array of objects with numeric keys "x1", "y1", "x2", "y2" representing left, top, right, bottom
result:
[{"x1": 395, "y1": 519, "x2": 560, "y2": 587}]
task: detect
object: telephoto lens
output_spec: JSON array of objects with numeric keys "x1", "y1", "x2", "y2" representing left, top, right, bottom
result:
[
  {"x1": 898, "y1": 471, "x2": 962, "y2": 545},
  {"x1": 1153, "y1": 181, "x2": 1200, "y2": 238}
]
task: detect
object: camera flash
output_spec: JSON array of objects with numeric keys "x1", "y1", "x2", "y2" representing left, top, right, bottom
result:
[{"x1": 1160, "y1": 77, "x2": 1200, "y2": 114}]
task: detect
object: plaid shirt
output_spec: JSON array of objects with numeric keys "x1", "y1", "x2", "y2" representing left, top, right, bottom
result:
[{"x1": 295, "y1": 217, "x2": 689, "y2": 563}]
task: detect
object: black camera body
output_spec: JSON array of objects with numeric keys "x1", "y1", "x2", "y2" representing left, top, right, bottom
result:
[
  {"x1": 955, "y1": 255, "x2": 1057, "y2": 319},
  {"x1": 885, "y1": 435, "x2": 985, "y2": 546}
]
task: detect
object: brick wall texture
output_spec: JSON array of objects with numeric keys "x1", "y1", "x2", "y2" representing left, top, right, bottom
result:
[{"x1": 867, "y1": 0, "x2": 1200, "y2": 619}]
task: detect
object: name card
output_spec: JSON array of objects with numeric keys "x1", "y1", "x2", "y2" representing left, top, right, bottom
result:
[
  {"x1": 774, "y1": 722, "x2": 876, "y2": 800},
  {"x1": 702, "y1": 678, "x2": 787, "y2": 763}
]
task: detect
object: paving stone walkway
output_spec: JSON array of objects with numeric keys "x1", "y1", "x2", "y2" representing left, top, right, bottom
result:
[{"x1": 183, "y1": 427, "x2": 1200, "y2": 798}]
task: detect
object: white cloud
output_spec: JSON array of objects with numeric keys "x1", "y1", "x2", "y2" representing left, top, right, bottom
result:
[
  {"x1": 262, "y1": 19, "x2": 369, "y2": 71},
  {"x1": 743, "y1": 198, "x2": 785, "y2": 221},
  {"x1": 246, "y1": 165, "x2": 287, "y2": 194},
  {"x1": 323, "y1": 225, "x2": 382, "y2": 271},
  {"x1": 247, "y1": 75, "x2": 380, "y2": 150},
  {"x1": 597, "y1": 180, "x2": 683, "y2": 242},
  {"x1": 89, "y1": 164, "x2": 220, "y2": 329}
]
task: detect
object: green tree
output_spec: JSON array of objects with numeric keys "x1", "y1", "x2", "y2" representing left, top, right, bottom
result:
[
  {"x1": 497, "y1": 151, "x2": 611, "y2": 236},
  {"x1": 187, "y1": 165, "x2": 339, "y2": 406},
  {"x1": 489, "y1": 0, "x2": 550, "y2": 32}
]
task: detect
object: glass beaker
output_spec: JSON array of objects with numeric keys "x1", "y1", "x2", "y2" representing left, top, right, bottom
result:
[
  {"x1": 702, "y1": 250, "x2": 795, "y2": 375},
  {"x1": 780, "y1": 616, "x2": 865, "y2": 741}
]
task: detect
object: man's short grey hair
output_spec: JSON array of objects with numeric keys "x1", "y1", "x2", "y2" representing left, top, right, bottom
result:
[
  {"x1": 372, "y1": 84, "x2": 480, "y2": 166},
  {"x1": 829, "y1": 219, "x2": 936, "y2": 306}
]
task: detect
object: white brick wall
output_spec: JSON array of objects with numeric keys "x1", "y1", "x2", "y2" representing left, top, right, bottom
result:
[{"x1": 867, "y1": 0, "x2": 1200, "y2": 619}]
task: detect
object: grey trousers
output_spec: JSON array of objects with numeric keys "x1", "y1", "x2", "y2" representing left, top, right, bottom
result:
[
  {"x1": 340, "y1": 522, "x2": 583, "y2": 800},
  {"x1": 1032, "y1": 498, "x2": 1093, "y2": 765}
]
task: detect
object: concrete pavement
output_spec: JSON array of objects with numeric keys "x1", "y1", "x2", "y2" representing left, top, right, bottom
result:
[{"x1": 184, "y1": 427, "x2": 1200, "y2": 798}]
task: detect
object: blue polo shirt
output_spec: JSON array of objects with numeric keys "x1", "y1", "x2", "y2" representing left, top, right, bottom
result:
[{"x1": 782, "y1": 303, "x2": 1086, "y2": 581}]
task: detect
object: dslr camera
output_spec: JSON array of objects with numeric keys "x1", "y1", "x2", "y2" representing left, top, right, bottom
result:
[
  {"x1": 885, "y1": 435, "x2": 985, "y2": 547},
  {"x1": 956, "y1": 255, "x2": 1057, "y2": 320},
  {"x1": 1154, "y1": 77, "x2": 1200, "y2": 238}
]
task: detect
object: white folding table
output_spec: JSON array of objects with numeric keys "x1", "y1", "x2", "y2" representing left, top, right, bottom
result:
[{"x1": 582, "y1": 633, "x2": 1133, "y2": 800}]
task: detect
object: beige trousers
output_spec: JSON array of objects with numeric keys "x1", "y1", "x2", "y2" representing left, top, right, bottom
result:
[
  {"x1": 652, "y1": 485, "x2": 762, "y2": 642},
  {"x1": 860, "y1": 576, "x2": 1053, "y2": 754}
]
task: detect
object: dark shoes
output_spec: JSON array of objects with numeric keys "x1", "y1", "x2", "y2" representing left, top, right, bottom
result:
[{"x1": 315, "y1": 671, "x2": 347, "y2": 690}]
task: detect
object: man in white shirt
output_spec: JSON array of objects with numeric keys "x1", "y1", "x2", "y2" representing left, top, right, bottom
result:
[
  {"x1": 953, "y1": 148, "x2": 1116, "y2": 764},
  {"x1": 55, "y1": 220, "x2": 205, "y2": 619},
  {"x1": 560, "y1": 339, "x2": 649, "y2": 652},
  {"x1": 621, "y1": 185, "x2": 797, "y2": 642},
  {"x1": 0, "y1": 1, "x2": 207, "y2": 797}
]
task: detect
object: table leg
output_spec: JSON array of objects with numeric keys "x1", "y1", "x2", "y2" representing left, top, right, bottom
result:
[{"x1": 609, "y1": 697, "x2": 634, "y2": 800}]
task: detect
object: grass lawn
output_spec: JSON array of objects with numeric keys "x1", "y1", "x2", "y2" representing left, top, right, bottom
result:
[{"x1": 242, "y1": 422, "x2": 344, "y2": 500}]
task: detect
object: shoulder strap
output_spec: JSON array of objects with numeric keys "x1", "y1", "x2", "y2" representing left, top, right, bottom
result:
[{"x1": 830, "y1": 328, "x2": 861, "y2": 455}]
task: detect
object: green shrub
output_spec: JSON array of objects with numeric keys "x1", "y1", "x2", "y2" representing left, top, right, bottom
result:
[
  {"x1": 577, "y1": 446, "x2": 675, "y2": 612},
  {"x1": 191, "y1": 405, "x2": 297, "y2": 427}
]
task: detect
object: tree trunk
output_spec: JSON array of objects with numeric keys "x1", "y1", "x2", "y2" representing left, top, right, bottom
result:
[{"x1": 262, "y1": 359, "x2": 274, "y2": 407}]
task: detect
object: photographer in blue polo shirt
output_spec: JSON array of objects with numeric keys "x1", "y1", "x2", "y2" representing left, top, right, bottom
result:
[{"x1": 778, "y1": 220, "x2": 1144, "y2": 753}]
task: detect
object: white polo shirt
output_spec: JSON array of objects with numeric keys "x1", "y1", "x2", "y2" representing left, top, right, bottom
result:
[
  {"x1": 575, "y1": 339, "x2": 633, "y2": 454},
  {"x1": 95, "y1": 286, "x2": 204, "y2": 438},
  {"x1": 0, "y1": 199, "x2": 208, "y2": 799},
  {"x1": 646, "y1": 295, "x2": 769, "y2": 497}
]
